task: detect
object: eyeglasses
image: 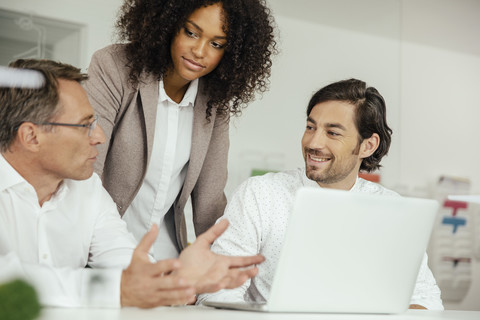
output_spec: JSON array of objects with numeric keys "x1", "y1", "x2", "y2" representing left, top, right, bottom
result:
[{"x1": 23, "y1": 115, "x2": 99, "y2": 137}]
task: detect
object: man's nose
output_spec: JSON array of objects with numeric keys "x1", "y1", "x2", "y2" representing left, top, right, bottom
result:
[
  {"x1": 307, "y1": 131, "x2": 327, "y2": 149},
  {"x1": 90, "y1": 124, "x2": 106, "y2": 145}
]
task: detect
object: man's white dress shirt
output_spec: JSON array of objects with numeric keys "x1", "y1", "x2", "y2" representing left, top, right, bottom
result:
[
  {"x1": 123, "y1": 79, "x2": 197, "y2": 260},
  {"x1": 0, "y1": 155, "x2": 137, "y2": 307},
  {"x1": 197, "y1": 168, "x2": 444, "y2": 310}
]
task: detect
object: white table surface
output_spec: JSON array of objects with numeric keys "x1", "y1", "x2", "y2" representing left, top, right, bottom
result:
[{"x1": 37, "y1": 306, "x2": 480, "y2": 320}]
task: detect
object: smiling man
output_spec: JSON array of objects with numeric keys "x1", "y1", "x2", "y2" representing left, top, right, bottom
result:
[
  {"x1": 0, "y1": 59, "x2": 264, "y2": 308},
  {"x1": 197, "y1": 78, "x2": 443, "y2": 310}
]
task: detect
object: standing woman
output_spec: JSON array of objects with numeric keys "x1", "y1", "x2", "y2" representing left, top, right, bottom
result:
[{"x1": 84, "y1": 0, "x2": 277, "y2": 260}]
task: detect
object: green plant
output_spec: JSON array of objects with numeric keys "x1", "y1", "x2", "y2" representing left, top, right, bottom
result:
[{"x1": 0, "y1": 279, "x2": 41, "y2": 320}]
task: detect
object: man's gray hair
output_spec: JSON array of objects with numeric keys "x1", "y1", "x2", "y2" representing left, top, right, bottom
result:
[{"x1": 0, "y1": 59, "x2": 88, "y2": 152}]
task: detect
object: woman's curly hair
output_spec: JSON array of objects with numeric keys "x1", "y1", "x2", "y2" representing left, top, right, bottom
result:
[{"x1": 116, "y1": 0, "x2": 277, "y2": 120}]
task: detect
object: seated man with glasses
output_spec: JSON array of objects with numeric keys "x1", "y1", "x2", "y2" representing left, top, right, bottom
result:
[{"x1": 0, "y1": 59, "x2": 264, "y2": 308}]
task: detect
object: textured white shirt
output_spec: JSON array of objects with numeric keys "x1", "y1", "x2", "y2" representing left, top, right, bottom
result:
[
  {"x1": 123, "y1": 79, "x2": 197, "y2": 260},
  {"x1": 198, "y1": 168, "x2": 444, "y2": 310},
  {"x1": 0, "y1": 155, "x2": 137, "y2": 307}
]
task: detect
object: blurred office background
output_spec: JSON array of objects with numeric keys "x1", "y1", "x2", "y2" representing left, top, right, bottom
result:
[{"x1": 1, "y1": 0, "x2": 479, "y2": 311}]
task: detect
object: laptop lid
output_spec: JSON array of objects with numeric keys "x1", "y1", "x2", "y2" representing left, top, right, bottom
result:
[{"x1": 265, "y1": 187, "x2": 439, "y2": 313}]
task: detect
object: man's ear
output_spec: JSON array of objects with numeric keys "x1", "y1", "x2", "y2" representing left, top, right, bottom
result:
[
  {"x1": 16, "y1": 122, "x2": 41, "y2": 152},
  {"x1": 359, "y1": 133, "x2": 380, "y2": 159}
]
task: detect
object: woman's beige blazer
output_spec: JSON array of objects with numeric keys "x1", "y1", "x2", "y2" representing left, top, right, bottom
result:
[{"x1": 84, "y1": 44, "x2": 228, "y2": 250}]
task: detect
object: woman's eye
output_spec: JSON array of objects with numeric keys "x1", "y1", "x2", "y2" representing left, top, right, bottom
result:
[
  {"x1": 211, "y1": 41, "x2": 225, "y2": 49},
  {"x1": 184, "y1": 28, "x2": 197, "y2": 38}
]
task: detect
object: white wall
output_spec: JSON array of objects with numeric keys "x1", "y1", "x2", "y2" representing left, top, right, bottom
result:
[
  {"x1": 399, "y1": 0, "x2": 480, "y2": 195},
  {"x1": 399, "y1": 0, "x2": 480, "y2": 311}
]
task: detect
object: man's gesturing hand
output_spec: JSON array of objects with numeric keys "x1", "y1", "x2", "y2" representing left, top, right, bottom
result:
[
  {"x1": 120, "y1": 224, "x2": 196, "y2": 308},
  {"x1": 178, "y1": 219, "x2": 265, "y2": 293}
]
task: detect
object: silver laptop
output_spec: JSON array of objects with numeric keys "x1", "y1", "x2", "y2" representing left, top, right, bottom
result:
[{"x1": 204, "y1": 187, "x2": 439, "y2": 313}]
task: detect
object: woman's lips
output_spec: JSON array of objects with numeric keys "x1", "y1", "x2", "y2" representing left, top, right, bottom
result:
[{"x1": 182, "y1": 57, "x2": 205, "y2": 71}]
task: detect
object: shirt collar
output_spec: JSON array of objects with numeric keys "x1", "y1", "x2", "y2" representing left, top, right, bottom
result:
[
  {"x1": 350, "y1": 176, "x2": 365, "y2": 192},
  {"x1": 159, "y1": 78, "x2": 199, "y2": 108},
  {"x1": 0, "y1": 154, "x2": 27, "y2": 192},
  {"x1": 0, "y1": 153, "x2": 69, "y2": 204},
  {"x1": 301, "y1": 168, "x2": 321, "y2": 189}
]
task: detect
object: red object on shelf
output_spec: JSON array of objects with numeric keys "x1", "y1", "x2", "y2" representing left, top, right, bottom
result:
[
  {"x1": 443, "y1": 200, "x2": 468, "y2": 216},
  {"x1": 358, "y1": 172, "x2": 380, "y2": 183}
]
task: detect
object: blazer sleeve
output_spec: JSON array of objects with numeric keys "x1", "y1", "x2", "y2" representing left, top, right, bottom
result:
[
  {"x1": 84, "y1": 46, "x2": 128, "y2": 177},
  {"x1": 191, "y1": 115, "x2": 229, "y2": 236}
]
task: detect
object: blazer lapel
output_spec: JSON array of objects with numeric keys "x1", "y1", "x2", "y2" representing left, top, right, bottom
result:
[
  {"x1": 178, "y1": 84, "x2": 215, "y2": 206},
  {"x1": 138, "y1": 74, "x2": 160, "y2": 165}
]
